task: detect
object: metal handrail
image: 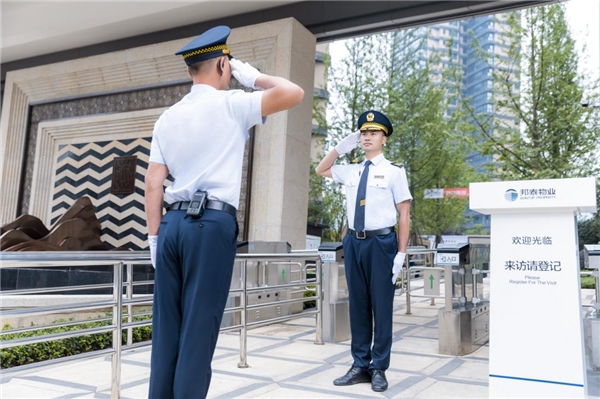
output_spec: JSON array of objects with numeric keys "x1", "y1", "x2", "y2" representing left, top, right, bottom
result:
[
  {"x1": 2, "y1": 283, "x2": 116, "y2": 295},
  {"x1": 0, "y1": 315, "x2": 113, "y2": 336},
  {"x1": 1, "y1": 300, "x2": 117, "y2": 317},
  {"x1": 0, "y1": 250, "x2": 323, "y2": 399},
  {"x1": 2, "y1": 325, "x2": 116, "y2": 349},
  {"x1": 0, "y1": 251, "x2": 150, "y2": 266}
]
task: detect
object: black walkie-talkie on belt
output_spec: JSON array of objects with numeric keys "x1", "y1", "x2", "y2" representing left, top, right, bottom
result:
[{"x1": 186, "y1": 190, "x2": 207, "y2": 218}]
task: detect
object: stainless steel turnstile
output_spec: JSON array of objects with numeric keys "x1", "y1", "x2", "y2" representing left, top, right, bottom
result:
[
  {"x1": 221, "y1": 241, "x2": 292, "y2": 328},
  {"x1": 583, "y1": 244, "x2": 600, "y2": 370},
  {"x1": 318, "y1": 242, "x2": 351, "y2": 343},
  {"x1": 437, "y1": 242, "x2": 490, "y2": 355}
]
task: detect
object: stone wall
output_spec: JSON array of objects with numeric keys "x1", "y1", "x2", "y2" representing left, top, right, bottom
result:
[{"x1": 1, "y1": 18, "x2": 315, "y2": 250}]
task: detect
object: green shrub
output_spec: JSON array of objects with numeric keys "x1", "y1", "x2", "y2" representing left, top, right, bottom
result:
[
  {"x1": 1, "y1": 315, "x2": 152, "y2": 369},
  {"x1": 581, "y1": 275, "x2": 597, "y2": 289},
  {"x1": 303, "y1": 288, "x2": 316, "y2": 309}
]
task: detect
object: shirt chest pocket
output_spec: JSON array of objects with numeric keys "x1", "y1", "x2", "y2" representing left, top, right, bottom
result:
[
  {"x1": 368, "y1": 179, "x2": 388, "y2": 189},
  {"x1": 345, "y1": 179, "x2": 358, "y2": 187}
]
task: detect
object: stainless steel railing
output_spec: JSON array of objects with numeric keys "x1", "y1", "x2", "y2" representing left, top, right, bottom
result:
[{"x1": 0, "y1": 251, "x2": 323, "y2": 399}]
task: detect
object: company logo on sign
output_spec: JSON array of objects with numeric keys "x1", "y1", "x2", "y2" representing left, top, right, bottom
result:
[
  {"x1": 519, "y1": 187, "x2": 557, "y2": 201},
  {"x1": 505, "y1": 189, "x2": 518, "y2": 202}
]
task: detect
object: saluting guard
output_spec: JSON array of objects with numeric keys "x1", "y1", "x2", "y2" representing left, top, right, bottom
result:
[
  {"x1": 145, "y1": 25, "x2": 304, "y2": 399},
  {"x1": 315, "y1": 110, "x2": 412, "y2": 392}
]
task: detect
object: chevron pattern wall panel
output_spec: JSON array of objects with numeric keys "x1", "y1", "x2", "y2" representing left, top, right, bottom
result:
[
  {"x1": 30, "y1": 109, "x2": 165, "y2": 251},
  {"x1": 30, "y1": 107, "x2": 253, "y2": 250},
  {"x1": 51, "y1": 138, "x2": 157, "y2": 250},
  {"x1": 22, "y1": 84, "x2": 192, "y2": 216}
]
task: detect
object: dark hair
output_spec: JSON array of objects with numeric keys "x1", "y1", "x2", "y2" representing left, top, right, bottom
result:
[{"x1": 187, "y1": 57, "x2": 220, "y2": 75}]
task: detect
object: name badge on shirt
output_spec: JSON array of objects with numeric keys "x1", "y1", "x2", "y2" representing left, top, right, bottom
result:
[{"x1": 374, "y1": 175, "x2": 385, "y2": 179}]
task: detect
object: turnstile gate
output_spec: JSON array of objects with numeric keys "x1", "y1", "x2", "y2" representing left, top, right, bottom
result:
[
  {"x1": 318, "y1": 242, "x2": 351, "y2": 343},
  {"x1": 437, "y1": 242, "x2": 490, "y2": 355},
  {"x1": 221, "y1": 241, "x2": 293, "y2": 328}
]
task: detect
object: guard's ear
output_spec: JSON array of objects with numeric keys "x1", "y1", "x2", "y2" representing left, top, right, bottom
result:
[{"x1": 216, "y1": 58, "x2": 223, "y2": 76}]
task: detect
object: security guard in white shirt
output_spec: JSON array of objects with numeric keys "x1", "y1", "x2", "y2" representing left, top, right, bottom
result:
[
  {"x1": 316, "y1": 110, "x2": 412, "y2": 393},
  {"x1": 145, "y1": 25, "x2": 304, "y2": 399}
]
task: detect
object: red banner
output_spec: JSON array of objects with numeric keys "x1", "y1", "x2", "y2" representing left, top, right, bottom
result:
[{"x1": 443, "y1": 188, "x2": 469, "y2": 198}]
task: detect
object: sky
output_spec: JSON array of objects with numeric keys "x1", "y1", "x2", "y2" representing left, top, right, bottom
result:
[{"x1": 564, "y1": 0, "x2": 600, "y2": 92}]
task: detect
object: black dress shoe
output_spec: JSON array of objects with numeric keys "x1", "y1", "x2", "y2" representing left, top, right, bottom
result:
[
  {"x1": 333, "y1": 366, "x2": 371, "y2": 386},
  {"x1": 371, "y1": 370, "x2": 388, "y2": 392}
]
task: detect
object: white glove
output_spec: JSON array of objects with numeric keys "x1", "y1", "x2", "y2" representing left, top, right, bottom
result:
[
  {"x1": 334, "y1": 131, "x2": 361, "y2": 155},
  {"x1": 148, "y1": 235, "x2": 158, "y2": 269},
  {"x1": 229, "y1": 58, "x2": 263, "y2": 89},
  {"x1": 392, "y1": 252, "x2": 406, "y2": 284}
]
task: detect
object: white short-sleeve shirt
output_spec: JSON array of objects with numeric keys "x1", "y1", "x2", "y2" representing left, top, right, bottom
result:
[
  {"x1": 149, "y1": 84, "x2": 264, "y2": 209},
  {"x1": 331, "y1": 153, "x2": 412, "y2": 230}
]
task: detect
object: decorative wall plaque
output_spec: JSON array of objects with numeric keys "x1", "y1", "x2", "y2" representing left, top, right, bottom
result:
[{"x1": 111, "y1": 156, "x2": 137, "y2": 195}]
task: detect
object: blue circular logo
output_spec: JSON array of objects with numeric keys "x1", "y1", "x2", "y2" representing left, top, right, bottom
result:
[{"x1": 505, "y1": 189, "x2": 518, "y2": 202}]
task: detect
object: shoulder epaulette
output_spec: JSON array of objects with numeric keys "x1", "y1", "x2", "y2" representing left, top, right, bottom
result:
[{"x1": 392, "y1": 162, "x2": 404, "y2": 168}]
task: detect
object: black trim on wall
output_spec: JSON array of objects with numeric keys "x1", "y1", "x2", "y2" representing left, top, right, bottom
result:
[{"x1": 16, "y1": 105, "x2": 32, "y2": 217}]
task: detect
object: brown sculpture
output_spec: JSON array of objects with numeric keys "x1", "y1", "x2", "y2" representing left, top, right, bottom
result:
[{"x1": 0, "y1": 196, "x2": 108, "y2": 251}]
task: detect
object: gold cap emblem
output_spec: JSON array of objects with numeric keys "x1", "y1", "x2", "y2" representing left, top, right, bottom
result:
[{"x1": 366, "y1": 112, "x2": 375, "y2": 122}]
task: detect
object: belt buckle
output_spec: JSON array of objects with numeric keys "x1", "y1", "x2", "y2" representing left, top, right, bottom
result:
[{"x1": 355, "y1": 230, "x2": 366, "y2": 240}]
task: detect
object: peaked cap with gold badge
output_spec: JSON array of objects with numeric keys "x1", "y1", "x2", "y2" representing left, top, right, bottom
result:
[
  {"x1": 357, "y1": 110, "x2": 393, "y2": 137},
  {"x1": 176, "y1": 25, "x2": 233, "y2": 66}
]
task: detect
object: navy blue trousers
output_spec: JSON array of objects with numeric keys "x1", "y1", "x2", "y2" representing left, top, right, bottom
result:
[
  {"x1": 342, "y1": 232, "x2": 397, "y2": 371},
  {"x1": 148, "y1": 209, "x2": 238, "y2": 399}
]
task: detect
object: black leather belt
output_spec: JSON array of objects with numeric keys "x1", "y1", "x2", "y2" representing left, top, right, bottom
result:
[
  {"x1": 167, "y1": 200, "x2": 237, "y2": 218},
  {"x1": 348, "y1": 227, "x2": 395, "y2": 239}
]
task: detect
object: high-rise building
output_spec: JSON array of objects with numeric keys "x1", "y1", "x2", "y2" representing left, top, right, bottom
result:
[
  {"x1": 462, "y1": 14, "x2": 520, "y2": 233},
  {"x1": 462, "y1": 14, "x2": 520, "y2": 170}
]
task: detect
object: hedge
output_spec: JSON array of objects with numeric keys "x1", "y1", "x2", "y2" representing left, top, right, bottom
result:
[
  {"x1": 303, "y1": 289, "x2": 316, "y2": 309},
  {"x1": 1, "y1": 315, "x2": 152, "y2": 369},
  {"x1": 581, "y1": 275, "x2": 597, "y2": 289}
]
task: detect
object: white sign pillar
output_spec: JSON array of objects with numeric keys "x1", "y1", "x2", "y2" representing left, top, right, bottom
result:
[{"x1": 470, "y1": 177, "x2": 597, "y2": 398}]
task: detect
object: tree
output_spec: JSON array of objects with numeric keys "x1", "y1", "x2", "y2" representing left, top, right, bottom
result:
[
  {"x1": 461, "y1": 4, "x2": 600, "y2": 180},
  {"x1": 319, "y1": 31, "x2": 478, "y2": 243},
  {"x1": 327, "y1": 35, "x2": 389, "y2": 161},
  {"x1": 308, "y1": 93, "x2": 346, "y2": 242},
  {"x1": 579, "y1": 217, "x2": 600, "y2": 249},
  {"x1": 578, "y1": 183, "x2": 600, "y2": 250},
  {"x1": 307, "y1": 52, "x2": 342, "y2": 241},
  {"x1": 382, "y1": 30, "x2": 479, "y2": 243},
  {"x1": 312, "y1": 35, "x2": 389, "y2": 242}
]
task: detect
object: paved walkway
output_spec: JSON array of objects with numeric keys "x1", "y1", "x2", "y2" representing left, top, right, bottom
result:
[{"x1": 1, "y1": 289, "x2": 599, "y2": 398}]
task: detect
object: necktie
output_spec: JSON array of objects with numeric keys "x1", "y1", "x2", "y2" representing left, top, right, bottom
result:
[{"x1": 353, "y1": 160, "x2": 372, "y2": 232}]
